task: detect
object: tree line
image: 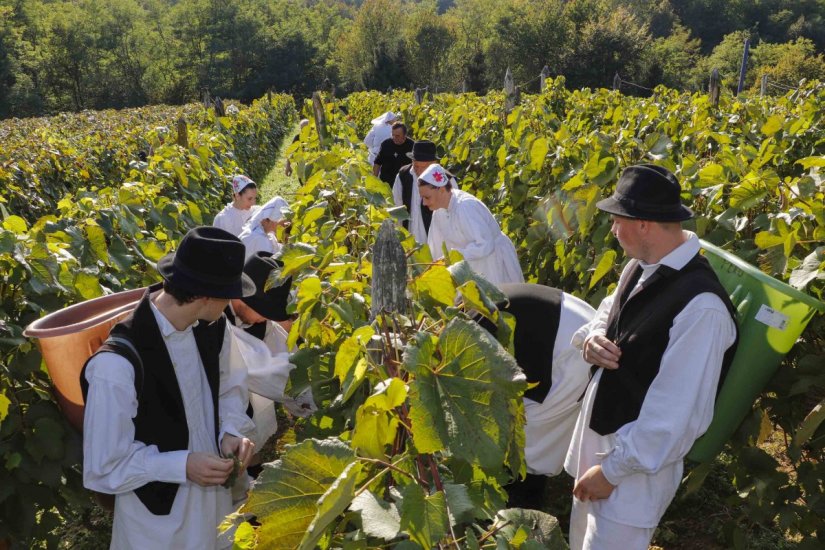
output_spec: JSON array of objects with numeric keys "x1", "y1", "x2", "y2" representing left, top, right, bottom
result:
[{"x1": 1, "y1": 0, "x2": 825, "y2": 119}]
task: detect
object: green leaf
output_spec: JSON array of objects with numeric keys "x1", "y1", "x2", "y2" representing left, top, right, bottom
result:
[
  {"x1": 24, "y1": 417, "x2": 64, "y2": 462},
  {"x1": 406, "y1": 318, "x2": 527, "y2": 471},
  {"x1": 299, "y1": 461, "x2": 364, "y2": 550},
  {"x1": 793, "y1": 397, "x2": 825, "y2": 449},
  {"x1": 795, "y1": 156, "x2": 825, "y2": 169},
  {"x1": 280, "y1": 243, "x2": 318, "y2": 278},
  {"x1": 74, "y1": 271, "x2": 103, "y2": 299},
  {"x1": 448, "y1": 260, "x2": 506, "y2": 303},
  {"x1": 335, "y1": 326, "x2": 375, "y2": 382},
  {"x1": 137, "y1": 239, "x2": 167, "y2": 262},
  {"x1": 492, "y1": 508, "x2": 567, "y2": 549},
  {"x1": 296, "y1": 276, "x2": 322, "y2": 313},
  {"x1": 444, "y1": 483, "x2": 476, "y2": 525},
  {"x1": 85, "y1": 221, "x2": 110, "y2": 264},
  {"x1": 2, "y1": 215, "x2": 28, "y2": 234},
  {"x1": 760, "y1": 115, "x2": 783, "y2": 136},
  {"x1": 588, "y1": 249, "x2": 616, "y2": 290},
  {"x1": 530, "y1": 137, "x2": 549, "y2": 171},
  {"x1": 232, "y1": 522, "x2": 256, "y2": 550},
  {"x1": 789, "y1": 247, "x2": 825, "y2": 290},
  {"x1": 697, "y1": 163, "x2": 725, "y2": 188},
  {"x1": 350, "y1": 490, "x2": 401, "y2": 541},
  {"x1": 413, "y1": 265, "x2": 456, "y2": 306},
  {"x1": 457, "y1": 280, "x2": 495, "y2": 320},
  {"x1": 242, "y1": 438, "x2": 356, "y2": 549},
  {"x1": 583, "y1": 155, "x2": 618, "y2": 186},
  {"x1": 352, "y1": 378, "x2": 407, "y2": 458},
  {"x1": 0, "y1": 392, "x2": 11, "y2": 423},
  {"x1": 754, "y1": 231, "x2": 785, "y2": 249},
  {"x1": 400, "y1": 485, "x2": 448, "y2": 548}
]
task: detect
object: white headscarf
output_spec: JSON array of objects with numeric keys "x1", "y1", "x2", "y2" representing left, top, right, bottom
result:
[
  {"x1": 370, "y1": 111, "x2": 398, "y2": 125},
  {"x1": 239, "y1": 196, "x2": 290, "y2": 239}
]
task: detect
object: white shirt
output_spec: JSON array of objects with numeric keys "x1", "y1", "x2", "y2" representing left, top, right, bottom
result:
[
  {"x1": 213, "y1": 204, "x2": 259, "y2": 237},
  {"x1": 83, "y1": 299, "x2": 255, "y2": 549},
  {"x1": 428, "y1": 189, "x2": 524, "y2": 286},
  {"x1": 564, "y1": 232, "x2": 737, "y2": 528},
  {"x1": 226, "y1": 316, "x2": 295, "y2": 448},
  {"x1": 240, "y1": 230, "x2": 281, "y2": 260},
  {"x1": 524, "y1": 293, "x2": 594, "y2": 475},
  {"x1": 364, "y1": 123, "x2": 392, "y2": 165},
  {"x1": 391, "y1": 168, "x2": 428, "y2": 244}
]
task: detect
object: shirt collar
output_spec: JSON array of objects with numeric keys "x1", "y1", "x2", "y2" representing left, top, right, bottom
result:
[
  {"x1": 149, "y1": 298, "x2": 198, "y2": 338},
  {"x1": 638, "y1": 230, "x2": 700, "y2": 274}
]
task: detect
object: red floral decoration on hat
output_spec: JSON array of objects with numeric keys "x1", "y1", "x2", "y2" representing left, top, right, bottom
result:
[{"x1": 433, "y1": 171, "x2": 444, "y2": 183}]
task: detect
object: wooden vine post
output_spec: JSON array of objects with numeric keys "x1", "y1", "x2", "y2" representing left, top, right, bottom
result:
[
  {"x1": 371, "y1": 219, "x2": 407, "y2": 320},
  {"x1": 176, "y1": 117, "x2": 188, "y2": 148},
  {"x1": 504, "y1": 67, "x2": 519, "y2": 114},
  {"x1": 540, "y1": 65, "x2": 551, "y2": 93},
  {"x1": 311, "y1": 91, "x2": 329, "y2": 149},
  {"x1": 760, "y1": 74, "x2": 768, "y2": 97},
  {"x1": 709, "y1": 68, "x2": 720, "y2": 107},
  {"x1": 213, "y1": 96, "x2": 225, "y2": 117}
]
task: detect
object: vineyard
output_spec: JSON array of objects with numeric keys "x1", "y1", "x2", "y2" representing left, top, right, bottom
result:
[{"x1": 2, "y1": 77, "x2": 825, "y2": 548}]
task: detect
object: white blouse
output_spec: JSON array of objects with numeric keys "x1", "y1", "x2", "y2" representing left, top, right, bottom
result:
[
  {"x1": 427, "y1": 189, "x2": 524, "y2": 286},
  {"x1": 213, "y1": 204, "x2": 259, "y2": 237}
]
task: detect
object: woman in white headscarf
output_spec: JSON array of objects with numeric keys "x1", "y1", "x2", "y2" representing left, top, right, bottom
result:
[
  {"x1": 213, "y1": 174, "x2": 260, "y2": 237},
  {"x1": 418, "y1": 164, "x2": 524, "y2": 286},
  {"x1": 363, "y1": 111, "x2": 398, "y2": 165},
  {"x1": 239, "y1": 196, "x2": 290, "y2": 259}
]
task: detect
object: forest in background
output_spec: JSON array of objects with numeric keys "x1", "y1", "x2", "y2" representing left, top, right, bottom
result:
[{"x1": 1, "y1": 0, "x2": 825, "y2": 118}]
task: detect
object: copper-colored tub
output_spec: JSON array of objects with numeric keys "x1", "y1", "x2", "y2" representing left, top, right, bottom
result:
[{"x1": 23, "y1": 288, "x2": 146, "y2": 432}]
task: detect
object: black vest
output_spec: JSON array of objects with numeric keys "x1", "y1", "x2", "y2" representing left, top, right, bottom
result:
[
  {"x1": 589, "y1": 253, "x2": 738, "y2": 436},
  {"x1": 477, "y1": 283, "x2": 563, "y2": 403},
  {"x1": 398, "y1": 165, "x2": 433, "y2": 233},
  {"x1": 81, "y1": 284, "x2": 226, "y2": 515}
]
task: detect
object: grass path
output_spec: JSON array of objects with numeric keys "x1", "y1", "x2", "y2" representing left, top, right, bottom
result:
[{"x1": 257, "y1": 123, "x2": 302, "y2": 201}]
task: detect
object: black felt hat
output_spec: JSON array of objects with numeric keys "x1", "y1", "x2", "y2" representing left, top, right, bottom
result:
[
  {"x1": 240, "y1": 251, "x2": 292, "y2": 321},
  {"x1": 596, "y1": 164, "x2": 693, "y2": 222},
  {"x1": 406, "y1": 140, "x2": 439, "y2": 161},
  {"x1": 157, "y1": 226, "x2": 256, "y2": 299}
]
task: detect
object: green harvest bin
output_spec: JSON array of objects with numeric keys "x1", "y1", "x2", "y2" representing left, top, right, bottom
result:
[{"x1": 687, "y1": 240, "x2": 825, "y2": 463}]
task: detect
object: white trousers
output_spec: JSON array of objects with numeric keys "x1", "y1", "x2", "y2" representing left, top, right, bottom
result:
[{"x1": 569, "y1": 497, "x2": 654, "y2": 550}]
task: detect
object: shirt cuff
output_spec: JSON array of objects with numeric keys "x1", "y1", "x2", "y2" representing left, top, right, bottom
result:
[
  {"x1": 148, "y1": 450, "x2": 189, "y2": 484},
  {"x1": 601, "y1": 449, "x2": 632, "y2": 486}
]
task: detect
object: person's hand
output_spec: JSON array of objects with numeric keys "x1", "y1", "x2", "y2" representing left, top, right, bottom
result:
[
  {"x1": 572, "y1": 465, "x2": 616, "y2": 501},
  {"x1": 583, "y1": 334, "x2": 621, "y2": 370},
  {"x1": 220, "y1": 434, "x2": 255, "y2": 470},
  {"x1": 283, "y1": 388, "x2": 317, "y2": 418},
  {"x1": 186, "y1": 452, "x2": 234, "y2": 486}
]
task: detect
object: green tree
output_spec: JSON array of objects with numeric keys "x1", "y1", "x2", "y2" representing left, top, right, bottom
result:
[
  {"x1": 751, "y1": 37, "x2": 825, "y2": 92},
  {"x1": 401, "y1": 0, "x2": 456, "y2": 91}
]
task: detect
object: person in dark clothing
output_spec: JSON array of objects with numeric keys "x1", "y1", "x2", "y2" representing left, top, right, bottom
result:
[{"x1": 373, "y1": 122, "x2": 414, "y2": 187}]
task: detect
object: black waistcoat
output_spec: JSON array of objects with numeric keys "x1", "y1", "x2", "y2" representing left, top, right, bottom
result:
[
  {"x1": 589, "y1": 253, "x2": 738, "y2": 436},
  {"x1": 81, "y1": 284, "x2": 226, "y2": 515},
  {"x1": 477, "y1": 283, "x2": 563, "y2": 403},
  {"x1": 398, "y1": 165, "x2": 433, "y2": 233}
]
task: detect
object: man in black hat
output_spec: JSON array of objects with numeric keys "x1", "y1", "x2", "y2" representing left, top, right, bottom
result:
[
  {"x1": 563, "y1": 165, "x2": 738, "y2": 550},
  {"x1": 373, "y1": 122, "x2": 414, "y2": 187},
  {"x1": 81, "y1": 226, "x2": 257, "y2": 549},
  {"x1": 391, "y1": 139, "x2": 446, "y2": 244}
]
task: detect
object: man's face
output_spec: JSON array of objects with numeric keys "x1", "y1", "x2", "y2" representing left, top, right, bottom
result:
[
  {"x1": 201, "y1": 297, "x2": 231, "y2": 322},
  {"x1": 610, "y1": 215, "x2": 647, "y2": 260},
  {"x1": 412, "y1": 160, "x2": 435, "y2": 176},
  {"x1": 232, "y1": 299, "x2": 267, "y2": 325},
  {"x1": 391, "y1": 127, "x2": 406, "y2": 145}
]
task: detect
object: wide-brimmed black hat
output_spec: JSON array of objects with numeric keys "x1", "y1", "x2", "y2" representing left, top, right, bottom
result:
[
  {"x1": 157, "y1": 226, "x2": 256, "y2": 299},
  {"x1": 406, "y1": 140, "x2": 439, "y2": 161},
  {"x1": 240, "y1": 251, "x2": 292, "y2": 321},
  {"x1": 596, "y1": 164, "x2": 693, "y2": 222}
]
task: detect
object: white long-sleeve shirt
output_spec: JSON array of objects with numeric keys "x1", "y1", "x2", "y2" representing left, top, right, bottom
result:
[
  {"x1": 83, "y1": 300, "x2": 255, "y2": 549},
  {"x1": 391, "y1": 168, "x2": 428, "y2": 244},
  {"x1": 428, "y1": 189, "x2": 524, "y2": 286},
  {"x1": 564, "y1": 232, "x2": 737, "y2": 528},
  {"x1": 364, "y1": 123, "x2": 392, "y2": 164},
  {"x1": 523, "y1": 292, "x2": 594, "y2": 475},
  {"x1": 213, "y1": 204, "x2": 259, "y2": 237},
  {"x1": 226, "y1": 316, "x2": 295, "y2": 448}
]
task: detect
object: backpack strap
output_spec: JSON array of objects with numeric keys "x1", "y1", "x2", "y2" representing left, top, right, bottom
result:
[{"x1": 97, "y1": 335, "x2": 144, "y2": 401}]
